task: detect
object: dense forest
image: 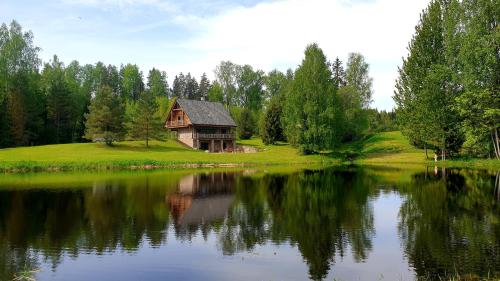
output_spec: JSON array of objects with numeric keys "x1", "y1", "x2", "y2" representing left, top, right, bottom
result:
[
  {"x1": 0, "y1": 20, "x2": 395, "y2": 152},
  {"x1": 394, "y1": 0, "x2": 499, "y2": 159}
]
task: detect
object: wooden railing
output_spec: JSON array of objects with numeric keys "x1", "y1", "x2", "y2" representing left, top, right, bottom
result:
[
  {"x1": 166, "y1": 120, "x2": 185, "y2": 127},
  {"x1": 196, "y1": 133, "x2": 234, "y2": 139}
]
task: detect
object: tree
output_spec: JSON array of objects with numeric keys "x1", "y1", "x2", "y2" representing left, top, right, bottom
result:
[
  {"x1": 147, "y1": 68, "x2": 169, "y2": 98},
  {"x1": 207, "y1": 81, "x2": 224, "y2": 103},
  {"x1": 282, "y1": 43, "x2": 342, "y2": 154},
  {"x1": 42, "y1": 56, "x2": 77, "y2": 143},
  {"x1": 172, "y1": 73, "x2": 186, "y2": 98},
  {"x1": 198, "y1": 73, "x2": 210, "y2": 101},
  {"x1": 455, "y1": 0, "x2": 499, "y2": 158},
  {"x1": 346, "y1": 53, "x2": 373, "y2": 108},
  {"x1": 126, "y1": 90, "x2": 164, "y2": 147},
  {"x1": 394, "y1": 0, "x2": 464, "y2": 159},
  {"x1": 119, "y1": 64, "x2": 144, "y2": 101},
  {"x1": 184, "y1": 73, "x2": 199, "y2": 100},
  {"x1": 214, "y1": 61, "x2": 240, "y2": 106},
  {"x1": 236, "y1": 65, "x2": 264, "y2": 111},
  {"x1": 84, "y1": 86, "x2": 125, "y2": 145},
  {"x1": 0, "y1": 21, "x2": 43, "y2": 147},
  {"x1": 264, "y1": 69, "x2": 286, "y2": 102},
  {"x1": 262, "y1": 96, "x2": 285, "y2": 145},
  {"x1": 331, "y1": 57, "x2": 346, "y2": 90},
  {"x1": 338, "y1": 85, "x2": 368, "y2": 141},
  {"x1": 237, "y1": 108, "x2": 255, "y2": 139}
]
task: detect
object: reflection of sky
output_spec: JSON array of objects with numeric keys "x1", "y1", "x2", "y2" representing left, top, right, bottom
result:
[{"x1": 36, "y1": 192, "x2": 414, "y2": 281}]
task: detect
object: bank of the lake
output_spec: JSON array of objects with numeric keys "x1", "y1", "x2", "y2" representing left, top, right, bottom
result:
[
  {"x1": 0, "y1": 138, "x2": 336, "y2": 172},
  {"x1": 0, "y1": 131, "x2": 498, "y2": 173}
]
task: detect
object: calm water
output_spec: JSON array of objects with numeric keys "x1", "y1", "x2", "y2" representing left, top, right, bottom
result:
[{"x1": 0, "y1": 166, "x2": 498, "y2": 281}]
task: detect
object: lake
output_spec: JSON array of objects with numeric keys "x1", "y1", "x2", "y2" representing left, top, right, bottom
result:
[{"x1": 0, "y1": 166, "x2": 498, "y2": 281}]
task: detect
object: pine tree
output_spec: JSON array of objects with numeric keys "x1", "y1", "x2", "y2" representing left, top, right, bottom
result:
[
  {"x1": 262, "y1": 96, "x2": 284, "y2": 145},
  {"x1": 172, "y1": 73, "x2": 186, "y2": 98},
  {"x1": 237, "y1": 108, "x2": 255, "y2": 139},
  {"x1": 147, "y1": 68, "x2": 169, "y2": 98},
  {"x1": 331, "y1": 57, "x2": 346, "y2": 90},
  {"x1": 198, "y1": 73, "x2": 210, "y2": 101},
  {"x1": 119, "y1": 64, "x2": 144, "y2": 101},
  {"x1": 184, "y1": 73, "x2": 199, "y2": 100},
  {"x1": 84, "y1": 86, "x2": 125, "y2": 145},
  {"x1": 42, "y1": 56, "x2": 76, "y2": 143},
  {"x1": 126, "y1": 90, "x2": 164, "y2": 147}
]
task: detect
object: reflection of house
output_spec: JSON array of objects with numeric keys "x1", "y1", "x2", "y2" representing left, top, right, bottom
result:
[
  {"x1": 167, "y1": 173, "x2": 237, "y2": 227},
  {"x1": 165, "y1": 99, "x2": 237, "y2": 152}
]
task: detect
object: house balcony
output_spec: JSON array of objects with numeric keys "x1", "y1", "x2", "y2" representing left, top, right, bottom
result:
[
  {"x1": 166, "y1": 120, "x2": 185, "y2": 127},
  {"x1": 196, "y1": 133, "x2": 235, "y2": 139}
]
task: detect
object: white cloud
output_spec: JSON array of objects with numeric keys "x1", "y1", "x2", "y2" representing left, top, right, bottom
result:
[{"x1": 163, "y1": 0, "x2": 429, "y2": 110}]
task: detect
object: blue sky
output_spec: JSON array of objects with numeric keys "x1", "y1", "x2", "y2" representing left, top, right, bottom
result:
[{"x1": 0, "y1": 0, "x2": 430, "y2": 110}]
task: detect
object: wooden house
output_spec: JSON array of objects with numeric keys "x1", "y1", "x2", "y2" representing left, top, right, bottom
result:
[{"x1": 165, "y1": 99, "x2": 237, "y2": 152}]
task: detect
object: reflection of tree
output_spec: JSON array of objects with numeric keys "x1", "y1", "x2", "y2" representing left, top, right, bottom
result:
[
  {"x1": 216, "y1": 168, "x2": 376, "y2": 280},
  {"x1": 398, "y1": 169, "x2": 500, "y2": 279},
  {"x1": 267, "y1": 169, "x2": 375, "y2": 280},
  {"x1": 0, "y1": 175, "x2": 175, "y2": 279}
]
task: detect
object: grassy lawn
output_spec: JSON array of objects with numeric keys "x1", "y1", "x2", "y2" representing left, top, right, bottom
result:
[
  {"x1": 0, "y1": 131, "x2": 498, "y2": 172},
  {"x1": 0, "y1": 138, "x2": 335, "y2": 172},
  {"x1": 342, "y1": 131, "x2": 500, "y2": 169}
]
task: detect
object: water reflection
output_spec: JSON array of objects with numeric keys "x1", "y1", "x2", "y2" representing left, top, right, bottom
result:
[
  {"x1": 399, "y1": 168, "x2": 500, "y2": 279},
  {"x1": 0, "y1": 167, "x2": 498, "y2": 280}
]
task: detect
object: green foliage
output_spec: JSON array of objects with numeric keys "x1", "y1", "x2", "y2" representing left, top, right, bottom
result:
[
  {"x1": 198, "y1": 73, "x2": 210, "y2": 101},
  {"x1": 126, "y1": 90, "x2": 165, "y2": 147},
  {"x1": 331, "y1": 57, "x2": 347, "y2": 90},
  {"x1": 0, "y1": 21, "x2": 43, "y2": 148},
  {"x1": 366, "y1": 109, "x2": 397, "y2": 133},
  {"x1": 338, "y1": 85, "x2": 368, "y2": 141},
  {"x1": 207, "y1": 81, "x2": 224, "y2": 103},
  {"x1": 236, "y1": 65, "x2": 264, "y2": 111},
  {"x1": 345, "y1": 53, "x2": 373, "y2": 108},
  {"x1": 147, "y1": 68, "x2": 169, "y2": 98},
  {"x1": 84, "y1": 86, "x2": 125, "y2": 145},
  {"x1": 282, "y1": 43, "x2": 342, "y2": 154},
  {"x1": 262, "y1": 97, "x2": 285, "y2": 145},
  {"x1": 263, "y1": 69, "x2": 286, "y2": 102},
  {"x1": 41, "y1": 56, "x2": 80, "y2": 144},
  {"x1": 119, "y1": 63, "x2": 144, "y2": 101},
  {"x1": 214, "y1": 61, "x2": 239, "y2": 106},
  {"x1": 236, "y1": 108, "x2": 255, "y2": 140},
  {"x1": 394, "y1": 0, "x2": 497, "y2": 159}
]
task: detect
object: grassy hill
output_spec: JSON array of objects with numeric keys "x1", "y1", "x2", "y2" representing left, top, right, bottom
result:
[
  {"x1": 0, "y1": 131, "x2": 498, "y2": 172},
  {"x1": 342, "y1": 131, "x2": 500, "y2": 169}
]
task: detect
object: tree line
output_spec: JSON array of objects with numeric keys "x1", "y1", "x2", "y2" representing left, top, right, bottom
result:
[
  {"x1": 0, "y1": 20, "x2": 395, "y2": 152},
  {"x1": 394, "y1": 0, "x2": 499, "y2": 159}
]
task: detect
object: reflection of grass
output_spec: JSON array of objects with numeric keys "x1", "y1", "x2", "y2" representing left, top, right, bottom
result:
[{"x1": 12, "y1": 268, "x2": 40, "y2": 281}]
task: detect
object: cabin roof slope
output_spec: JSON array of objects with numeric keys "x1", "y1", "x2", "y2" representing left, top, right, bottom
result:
[{"x1": 177, "y1": 99, "x2": 237, "y2": 127}]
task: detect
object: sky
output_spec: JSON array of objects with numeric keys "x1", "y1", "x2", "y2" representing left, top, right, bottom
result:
[{"x1": 0, "y1": 0, "x2": 430, "y2": 110}]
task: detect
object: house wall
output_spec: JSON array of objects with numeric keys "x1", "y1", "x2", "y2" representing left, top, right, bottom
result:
[
  {"x1": 177, "y1": 127, "x2": 194, "y2": 148},
  {"x1": 167, "y1": 104, "x2": 191, "y2": 127}
]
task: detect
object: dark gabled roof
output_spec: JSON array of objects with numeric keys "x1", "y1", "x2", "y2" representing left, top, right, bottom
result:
[{"x1": 176, "y1": 99, "x2": 237, "y2": 127}]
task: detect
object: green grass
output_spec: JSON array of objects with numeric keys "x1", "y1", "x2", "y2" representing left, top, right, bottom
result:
[
  {"x1": 0, "y1": 138, "x2": 336, "y2": 172},
  {"x1": 341, "y1": 131, "x2": 500, "y2": 169},
  {"x1": 0, "y1": 132, "x2": 498, "y2": 173}
]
